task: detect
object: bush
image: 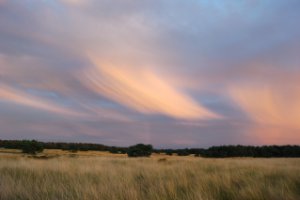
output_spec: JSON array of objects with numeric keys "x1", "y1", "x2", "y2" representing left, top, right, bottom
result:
[
  {"x1": 21, "y1": 140, "x2": 44, "y2": 154},
  {"x1": 69, "y1": 144, "x2": 79, "y2": 153},
  {"x1": 127, "y1": 144, "x2": 153, "y2": 157},
  {"x1": 177, "y1": 149, "x2": 190, "y2": 156}
]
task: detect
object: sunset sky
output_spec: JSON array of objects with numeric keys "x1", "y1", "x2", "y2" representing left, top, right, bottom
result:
[{"x1": 0, "y1": 0, "x2": 299, "y2": 148}]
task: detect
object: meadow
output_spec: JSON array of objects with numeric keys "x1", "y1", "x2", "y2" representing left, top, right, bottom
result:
[{"x1": 0, "y1": 149, "x2": 299, "y2": 200}]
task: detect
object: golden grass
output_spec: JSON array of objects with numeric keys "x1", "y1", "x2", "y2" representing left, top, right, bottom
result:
[{"x1": 0, "y1": 150, "x2": 299, "y2": 200}]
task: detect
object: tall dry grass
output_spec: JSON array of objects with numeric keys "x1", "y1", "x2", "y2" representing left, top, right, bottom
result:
[{"x1": 0, "y1": 155, "x2": 299, "y2": 200}]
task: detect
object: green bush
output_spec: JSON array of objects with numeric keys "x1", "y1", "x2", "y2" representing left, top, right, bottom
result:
[
  {"x1": 21, "y1": 140, "x2": 44, "y2": 154},
  {"x1": 127, "y1": 144, "x2": 153, "y2": 157}
]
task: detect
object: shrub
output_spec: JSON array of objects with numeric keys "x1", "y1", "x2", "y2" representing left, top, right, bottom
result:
[
  {"x1": 127, "y1": 144, "x2": 153, "y2": 157},
  {"x1": 68, "y1": 144, "x2": 79, "y2": 153},
  {"x1": 21, "y1": 140, "x2": 44, "y2": 154},
  {"x1": 177, "y1": 149, "x2": 190, "y2": 156}
]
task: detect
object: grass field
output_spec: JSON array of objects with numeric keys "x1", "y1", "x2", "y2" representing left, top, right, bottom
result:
[{"x1": 0, "y1": 149, "x2": 299, "y2": 200}]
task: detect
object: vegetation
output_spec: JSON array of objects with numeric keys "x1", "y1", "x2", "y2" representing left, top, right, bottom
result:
[
  {"x1": 20, "y1": 140, "x2": 44, "y2": 154},
  {"x1": 0, "y1": 154, "x2": 299, "y2": 200},
  {"x1": 204, "y1": 145, "x2": 300, "y2": 157},
  {"x1": 158, "y1": 145, "x2": 300, "y2": 157},
  {"x1": 1, "y1": 140, "x2": 300, "y2": 157},
  {"x1": 0, "y1": 140, "x2": 127, "y2": 153},
  {"x1": 127, "y1": 144, "x2": 153, "y2": 157}
]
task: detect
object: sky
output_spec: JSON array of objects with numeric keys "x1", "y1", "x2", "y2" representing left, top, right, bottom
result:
[{"x1": 0, "y1": 0, "x2": 300, "y2": 148}]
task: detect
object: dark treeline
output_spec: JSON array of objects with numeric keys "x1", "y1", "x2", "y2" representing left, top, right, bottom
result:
[
  {"x1": 0, "y1": 140, "x2": 127, "y2": 154},
  {"x1": 156, "y1": 145, "x2": 300, "y2": 158},
  {"x1": 0, "y1": 140, "x2": 300, "y2": 157}
]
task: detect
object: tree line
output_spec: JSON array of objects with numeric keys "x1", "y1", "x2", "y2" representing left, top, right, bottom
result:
[
  {"x1": 0, "y1": 140, "x2": 300, "y2": 157},
  {"x1": 155, "y1": 145, "x2": 300, "y2": 158},
  {"x1": 0, "y1": 140, "x2": 127, "y2": 154}
]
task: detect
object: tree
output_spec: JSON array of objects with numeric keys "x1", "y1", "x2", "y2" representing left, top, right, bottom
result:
[
  {"x1": 21, "y1": 140, "x2": 44, "y2": 154},
  {"x1": 127, "y1": 144, "x2": 153, "y2": 157}
]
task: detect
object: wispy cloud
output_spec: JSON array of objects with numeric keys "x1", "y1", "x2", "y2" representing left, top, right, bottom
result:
[
  {"x1": 229, "y1": 84, "x2": 300, "y2": 128},
  {"x1": 0, "y1": 85, "x2": 81, "y2": 117},
  {"x1": 83, "y1": 55, "x2": 219, "y2": 120},
  {"x1": 229, "y1": 82, "x2": 300, "y2": 144}
]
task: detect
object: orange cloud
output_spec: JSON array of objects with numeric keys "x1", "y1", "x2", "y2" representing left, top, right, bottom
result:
[
  {"x1": 0, "y1": 85, "x2": 81, "y2": 117},
  {"x1": 229, "y1": 84, "x2": 300, "y2": 143},
  {"x1": 82, "y1": 55, "x2": 219, "y2": 120},
  {"x1": 230, "y1": 85, "x2": 300, "y2": 128}
]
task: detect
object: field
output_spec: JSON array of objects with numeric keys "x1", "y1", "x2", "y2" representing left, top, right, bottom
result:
[{"x1": 0, "y1": 149, "x2": 299, "y2": 200}]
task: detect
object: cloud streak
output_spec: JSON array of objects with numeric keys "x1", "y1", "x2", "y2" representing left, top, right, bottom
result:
[
  {"x1": 82, "y1": 55, "x2": 219, "y2": 120},
  {"x1": 230, "y1": 82, "x2": 300, "y2": 128},
  {"x1": 0, "y1": 85, "x2": 81, "y2": 117},
  {"x1": 229, "y1": 82, "x2": 300, "y2": 144}
]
